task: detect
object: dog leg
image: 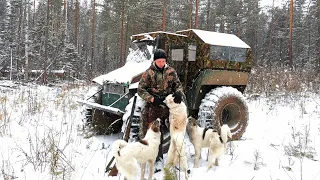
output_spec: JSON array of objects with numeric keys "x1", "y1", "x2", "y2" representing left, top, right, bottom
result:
[
  {"x1": 140, "y1": 162, "x2": 146, "y2": 180},
  {"x1": 214, "y1": 158, "x2": 219, "y2": 166},
  {"x1": 185, "y1": 169, "x2": 189, "y2": 180},
  {"x1": 194, "y1": 147, "x2": 201, "y2": 168},
  {"x1": 124, "y1": 176, "x2": 134, "y2": 180},
  {"x1": 207, "y1": 152, "x2": 215, "y2": 171},
  {"x1": 175, "y1": 139, "x2": 188, "y2": 180},
  {"x1": 178, "y1": 145, "x2": 187, "y2": 171},
  {"x1": 180, "y1": 156, "x2": 188, "y2": 180},
  {"x1": 166, "y1": 142, "x2": 175, "y2": 167},
  {"x1": 147, "y1": 160, "x2": 154, "y2": 180}
]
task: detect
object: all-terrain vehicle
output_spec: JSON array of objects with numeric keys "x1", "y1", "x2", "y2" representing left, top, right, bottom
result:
[{"x1": 79, "y1": 29, "x2": 253, "y2": 152}]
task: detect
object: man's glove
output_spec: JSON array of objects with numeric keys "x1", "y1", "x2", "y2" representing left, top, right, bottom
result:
[{"x1": 153, "y1": 96, "x2": 166, "y2": 106}]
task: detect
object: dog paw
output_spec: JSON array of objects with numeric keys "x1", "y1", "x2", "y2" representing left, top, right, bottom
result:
[{"x1": 154, "y1": 169, "x2": 161, "y2": 174}]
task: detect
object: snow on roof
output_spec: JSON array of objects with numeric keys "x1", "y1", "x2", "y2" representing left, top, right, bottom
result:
[
  {"x1": 92, "y1": 46, "x2": 154, "y2": 85},
  {"x1": 133, "y1": 34, "x2": 154, "y2": 42},
  {"x1": 177, "y1": 29, "x2": 251, "y2": 48},
  {"x1": 131, "y1": 31, "x2": 187, "y2": 39},
  {"x1": 92, "y1": 60, "x2": 151, "y2": 85}
]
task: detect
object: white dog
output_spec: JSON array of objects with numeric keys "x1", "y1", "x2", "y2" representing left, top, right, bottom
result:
[
  {"x1": 112, "y1": 119, "x2": 161, "y2": 180},
  {"x1": 164, "y1": 93, "x2": 188, "y2": 179},
  {"x1": 187, "y1": 117, "x2": 232, "y2": 170}
]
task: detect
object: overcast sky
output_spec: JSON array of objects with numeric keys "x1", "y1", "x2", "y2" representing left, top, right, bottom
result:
[{"x1": 260, "y1": 0, "x2": 283, "y2": 8}]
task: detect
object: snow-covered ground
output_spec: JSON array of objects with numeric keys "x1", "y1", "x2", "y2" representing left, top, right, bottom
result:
[{"x1": 0, "y1": 81, "x2": 319, "y2": 180}]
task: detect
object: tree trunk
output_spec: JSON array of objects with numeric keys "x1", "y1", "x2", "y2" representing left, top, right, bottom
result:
[
  {"x1": 103, "y1": 38, "x2": 108, "y2": 72},
  {"x1": 124, "y1": 18, "x2": 128, "y2": 59},
  {"x1": 220, "y1": 19, "x2": 224, "y2": 33},
  {"x1": 75, "y1": 0, "x2": 79, "y2": 50},
  {"x1": 206, "y1": 0, "x2": 211, "y2": 30},
  {"x1": 43, "y1": 0, "x2": 50, "y2": 84},
  {"x1": 289, "y1": 0, "x2": 293, "y2": 68},
  {"x1": 17, "y1": 0, "x2": 23, "y2": 77},
  {"x1": 91, "y1": 0, "x2": 95, "y2": 78},
  {"x1": 33, "y1": 0, "x2": 35, "y2": 26},
  {"x1": 267, "y1": 0, "x2": 275, "y2": 68},
  {"x1": 195, "y1": 0, "x2": 199, "y2": 28},
  {"x1": 64, "y1": 0, "x2": 67, "y2": 44},
  {"x1": 24, "y1": 0, "x2": 29, "y2": 81},
  {"x1": 189, "y1": 0, "x2": 193, "y2": 29},
  {"x1": 237, "y1": 16, "x2": 241, "y2": 38},
  {"x1": 162, "y1": 0, "x2": 166, "y2": 31},
  {"x1": 219, "y1": 0, "x2": 225, "y2": 33},
  {"x1": 119, "y1": 0, "x2": 125, "y2": 67},
  {"x1": 317, "y1": 0, "x2": 320, "y2": 73}
]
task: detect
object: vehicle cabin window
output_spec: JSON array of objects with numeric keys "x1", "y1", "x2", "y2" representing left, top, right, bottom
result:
[
  {"x1": 210, "y1": 45, "x2": 247, "y2": 62},
  {"x1": 104, "y1": 84, "x2": 125, "y2": 94},
  {"x1": 188, "y1": 45, "x2": 196, "y2": 62},
  {"x1": 171, "y1": 49, "x2": 184, "y2": 61},
  {"x1": 130, "y1": 41, "x2": 152, "y2": 60},
  {"x1": 114, "y1": 85, "x2": 124, "y2": 94},
  {"x1": 103, "y1": 83, "x2": 110, "y2": 93}
]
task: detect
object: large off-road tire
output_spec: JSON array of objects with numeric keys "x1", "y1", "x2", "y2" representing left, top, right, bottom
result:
[
  {"x1": 198, "y1": 86, "x2": 249, "y2": 140},
  {"x1": 122, "y1": 95, "x2": 171, "y2": 153}
]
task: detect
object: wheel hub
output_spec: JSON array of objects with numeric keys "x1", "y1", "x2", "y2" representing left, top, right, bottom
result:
[{"x1": 221, "y1": 103, "x2": 241, "y2": 128}]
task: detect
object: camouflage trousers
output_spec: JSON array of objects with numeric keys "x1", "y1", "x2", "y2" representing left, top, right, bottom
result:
[{"x1": 138, "y1": 103, "x2": 169, "y2": 140}]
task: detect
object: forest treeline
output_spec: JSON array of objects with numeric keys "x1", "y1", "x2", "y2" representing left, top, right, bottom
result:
[{"x1": 0, "y1": 0, "x2": 319, "y2": 91}]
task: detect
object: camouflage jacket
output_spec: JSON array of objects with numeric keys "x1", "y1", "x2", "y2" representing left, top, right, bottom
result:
[{"x1": 138, "y1": 62, "x2": 184, "y2": 103}]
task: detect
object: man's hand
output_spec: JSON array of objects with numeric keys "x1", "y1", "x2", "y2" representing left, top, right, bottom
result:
[{"x1": 153, "y1": 96, "x2": 166, "y2": 106}]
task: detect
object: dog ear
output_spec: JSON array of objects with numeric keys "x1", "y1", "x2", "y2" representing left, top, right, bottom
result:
[
  {"x1": 173, "y1": 92, "x2": 182, "y2": 104},
  {"x1": 189, "y1": 116, "x2": 198, "y2": 126},
  {"x1": 192, "y1": 121, "x2": 197, "y2": 126}
]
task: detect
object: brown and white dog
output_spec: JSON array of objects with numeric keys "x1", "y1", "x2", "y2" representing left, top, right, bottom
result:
[
  {"x1": 164, "y1": 93, "x2": 189, "y2": 179},
  {"x1": 187, "y1": 117, "x2": 232, "y2": 171},
  {"x1": 112, "y1": 119, "x2": 161, "y2": 180}
]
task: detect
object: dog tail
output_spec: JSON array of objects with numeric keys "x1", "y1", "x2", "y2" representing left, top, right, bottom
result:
[
  {"x1": 220, "y1": 124, "x2": 232, "y2": 143},
  {"x1": 112, "y1": 139, "x2": 128, "y2": 158}
]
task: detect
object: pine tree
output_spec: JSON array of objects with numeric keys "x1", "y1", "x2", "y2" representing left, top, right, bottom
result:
[
  {"x1": 242, "y1": 0, "x2": 261, "y2": 62},
  {"x1": 0, "y1": 0, "x2": 10, "y2": 75},
  {"x1": 316, "y1": 0, "x2": 320, "y2": 72},
  {"x1": 166, "y1": 0, "x2": 189, "y2": 31}
]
